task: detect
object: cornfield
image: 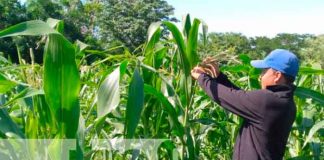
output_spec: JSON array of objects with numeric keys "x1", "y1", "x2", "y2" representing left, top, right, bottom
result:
[{"x1": 0, "y1": 15, "x2": 323, "y2": 160}]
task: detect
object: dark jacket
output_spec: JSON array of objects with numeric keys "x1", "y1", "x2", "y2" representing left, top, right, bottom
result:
[{"x1": 198, "y1": 73, "x2": 296, "y2": 160}]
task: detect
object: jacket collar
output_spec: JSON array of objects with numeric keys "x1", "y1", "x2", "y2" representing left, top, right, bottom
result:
[{"x1": 266, "y1": 84, "x2": 296, "y2": 97}]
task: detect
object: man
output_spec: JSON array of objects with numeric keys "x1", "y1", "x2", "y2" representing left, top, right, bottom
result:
[{"x1": 191, "y1": 49, "x2": 299, "y2": 160}]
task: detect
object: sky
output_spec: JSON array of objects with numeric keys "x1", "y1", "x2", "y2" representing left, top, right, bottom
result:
[{"x1": 166, "y1": 0, "x2": 324, "y2": 37}]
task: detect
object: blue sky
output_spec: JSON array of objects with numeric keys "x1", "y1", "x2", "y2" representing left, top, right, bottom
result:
[{"x1": 166, "y1": 0, "x2": 324, "y2": 37}]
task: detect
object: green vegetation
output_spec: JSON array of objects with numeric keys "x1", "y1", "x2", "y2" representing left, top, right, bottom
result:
[{"x1": 0, "y1": 1, "x2": 323, "y2": 159}]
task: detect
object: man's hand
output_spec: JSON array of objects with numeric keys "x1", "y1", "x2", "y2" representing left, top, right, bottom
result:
[
  {"x1": 191, "y1": 66, "x2": 206, "y2": 80},
  {"x1": 204, "y1": 62, "x2": 220, "y2": 78},
  {"x1": 199, "y1": 57, "x2": 220, "y2": 78}
]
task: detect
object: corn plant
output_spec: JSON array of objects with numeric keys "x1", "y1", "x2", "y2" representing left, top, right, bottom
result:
[
  {"x1": 0, "y1": 14, "x2": 323, "y2": 160},
  {"x1": 0, "y1": 18, "x2": 84, "y2": 159}
]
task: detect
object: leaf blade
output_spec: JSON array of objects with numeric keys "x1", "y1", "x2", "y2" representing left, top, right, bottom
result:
[
  {"x1": 43, "y1": 34, "x2": 80, "y2": 138},
  {"x1": 97, "y1": 67, "x2": 120, "y2": 118},
  {"x1": 0, "y1": 20, "x2": 59, "y2": 38},
  {"x1": 125, "y1": 68, "x2": 144, "y2": 138},
  {"x1": 295, "y1": 87, "x2": 324, "y2": 105},
  {"x1": 0, "y1": 73, "x2": 17, "y2": 94},
  {"x1": 186, "y1": 18, "x2": 201, "y2": 68}
]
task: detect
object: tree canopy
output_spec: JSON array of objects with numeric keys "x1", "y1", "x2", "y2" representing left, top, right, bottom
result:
[
  {"x1": 0, "y1": 0, "x2": 176, "y2": 62},
  {"x1": 0, "y1": 0, "x2": 322, "y2": 68}
]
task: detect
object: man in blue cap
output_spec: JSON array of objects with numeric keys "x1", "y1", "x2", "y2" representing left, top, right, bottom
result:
[{"x1": 191, "y1": 49, "x2": 299, "y2": 160}]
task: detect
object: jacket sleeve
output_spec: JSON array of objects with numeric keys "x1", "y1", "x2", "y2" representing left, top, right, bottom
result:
[
  {"x1": 198, "y1": 73, "x2": 263, "y2": 124},
  {"x1": 213, "y1": 72, "x2": 240, "y2": 90}
]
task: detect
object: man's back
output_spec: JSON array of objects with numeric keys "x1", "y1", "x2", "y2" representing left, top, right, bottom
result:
[{"x1": 198, "y1": 73, "x2": 296, "y2": 160}]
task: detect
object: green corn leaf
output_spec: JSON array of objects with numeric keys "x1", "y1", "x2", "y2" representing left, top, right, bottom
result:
[
  {"x1": 239, "y1": 54, "x2": 251, "y2": 65},
  {"x1": 47, "y1": 18, "x2": 64, "y2": 34},
  {"x1": 186, "y1": 18, "x2": 201, "y2": 68},
  {"x1": 146, "y1": 22, "x2": 162, "y2": 53},
  {"x1": 46, "y1": 18, "x2": 61, "y2": 29},
  {"x1": 119, "y1": 60, "x2": 129, "y2": 78},
  {"x1": 163, "y1": 21, "x2": 192, "y2": 106},
  {"x1": 75, "y1": 40, "x2": 88, "y2": 52},
  {"x1": 0, "y1": 20, "x2": 59, "y2": 38},
  {"x1": 163, "y1": 21, "x2": 190, "y2": 76},
  {"x1": 182, "y1": 14, "x2": 191, "y2": 37},
  {"x1": 144, "y1": 22, "x2": 162, "y2": 69},
  {"x1": 295, "y1": 87, "x2": 324, "y2": 105},
  {"x1": 303, "y1": 120, "x2": 324, "y2": 148},
  {"x1": 93, "y1": 115, "x2": 108, "y2": 133},
  {"x1": 48, "y1": 138, "x2": 76, "y2": 160},
  {"x1": 44, "y1": 33, "x2": 80, "y2": 138},
  {"x1": 75, "y1": 114, "x2": 85, "y2": 160},
  {"x1": 25, "y1": 110, "x2": 38, "y2": 138},
  {"x1": 125, "y1": 68, "x2": 144, "y2": 138},
  {"x1": 75, "y1": 40, "x2": 89, "y2": 56},
  {"x1": 2, "y1": 87, "x2": 44, "y2": 107},
  {"x1": 186, "y1": 129, "x2": 195, "y2": 159},
  {"x1": 299, "y1": 67, "x2": 324, "y2": 75},
  {"x1": 200, "y1": 19, "x2": 208, "y2": 46},
  {"x1": 154, "y1": 48, "x2": 167, "y2": 69},
  {"x1": 0, "y1": 108, "x2": 25, "y2": 138},
  {"x1": 97, "y1": 66, "x2": 121, "y2": 118},
  {"x1": 0, "y1": 73, "x2": 16, "y2": 94},
  {"x1": 143, "y1": 84, "x2": 184, "y2": 137},
  {"x1": 96, "y1": 60, "x2": 128, "y2": 121},
  {"x1": 34, "y1": 95, "x2": 56, "y2": 132},
  {"x1": 0, "y1": 19, "x2": 80, "y2": 138}
]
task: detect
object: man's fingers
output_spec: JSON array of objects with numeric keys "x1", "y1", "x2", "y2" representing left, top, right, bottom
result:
[
  {"x1": 192, "y1": 67, "x2": 206, "y2": 74},
  {"x1": 191, "y1": 67, "x2": 207, "y2": 80},
  {"x1": 203, "y1": 67, "x2": 215, "y2": 78},
  {"x1": 205, "y1": 64, "x2": 216, "y2": 76},
  {"x1": 199, "y1": 57, "x2": 219, "y2": 78}
]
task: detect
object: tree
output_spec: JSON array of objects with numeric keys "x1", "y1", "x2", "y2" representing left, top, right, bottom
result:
[
  {"x1": 198, "y1": 32, "x2": 316, "y2": 63},
  {"x1": 0, "y1": 0, "x2": 27, "y2": 62},
  {"x1": 300, "y1": 35, "x2": 324, "y2": 68},
  {"x1": 98, "y1": 0, "x2": 176, "y2": 51},
  {"x1": 26, "y1": 0, "x2": 87, "y2": 42},
  {"x1": 0, "y1": 0, "x2": 89, "y2": 63},
  {"x1": 250, "y1": 36, "x2": 273, "y2": 53},
  {"x1": 0, "y1": 0, "x2": 27, "y2": 29},
  {"x1": 198, "y1": 32, "x2": 251, "y2": 59},
  {"x1": 272, "y1": 33, "x2": 313, "y2": 57}
]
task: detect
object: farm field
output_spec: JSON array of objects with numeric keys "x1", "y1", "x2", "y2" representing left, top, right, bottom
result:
[{"x1": 0, "y1": 1, "x2": 323, "y2": 159}]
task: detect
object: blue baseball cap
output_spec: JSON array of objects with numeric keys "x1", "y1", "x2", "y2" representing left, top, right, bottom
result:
[{"x1": 250, "y1": 49, "x2": 299, "y2": 77}]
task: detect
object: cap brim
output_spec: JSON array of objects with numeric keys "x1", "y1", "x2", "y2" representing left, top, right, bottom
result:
[{"x1": 250, "y1": 60, "x2": 269, "y2": 69}]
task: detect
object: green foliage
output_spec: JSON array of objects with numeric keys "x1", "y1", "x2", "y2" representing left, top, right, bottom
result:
[
  {"x1": 272, "y1": 33, "x2": 312, "y2": 55},
  {"x1": 0, "y1": 73, "x2": 16, "y2": 93},
  {"x1": 0, "y1": 0, "x2": 88, "y2": 64},
  {"x1": 99, "y1": 0, "x2": 176, "y2": 50},
  {"x1": 0, "y1": 0, "x2": 28, "y2": 62},
  {"x1": 0, "y1": 18, "x2": 83, "y2": 159},
  {"x1": 26, "y1": 0, "x2": 86, "y2": 42},
  {"x1": 97, "y1": 66, "x2": 121, "y2": 118},
  {"x1": 0, "y1": 108, "x2": 25, "y2": 138},
  {"x1": 300, "y1": 35, "x2": 324, "y2": 68},
  {"x1": 125, "y1": 68, "x2": 144, "y2": 138},
  {"x1": 0, "y1": 0, "x2": 177, "y2": 64},
  {"x1": 0, "y1": 0, "x2": 26, "y2": 29},
  {"x1": 198, "y1": 32, "x2": 314, "y2": 64},
  {"x1": 0, "y1": 15, "x2": 323, "y2": 160},
  {"x1": 0, "y1": 19, "x2": 81, "y2": 139}
]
